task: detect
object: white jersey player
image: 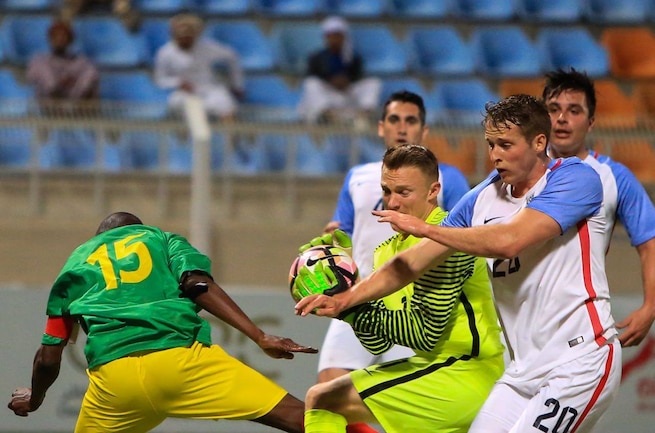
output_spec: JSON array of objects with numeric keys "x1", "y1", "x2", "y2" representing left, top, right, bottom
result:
[
  {"x1": 296, "y1": 95, "x2": 622, "y2": 433},
  {"x1": 319, "y1": 91, "x2": 470, "y2": 383},
  {"x1": 543, "y1": 67, "x2": 655, "y2": 348}
]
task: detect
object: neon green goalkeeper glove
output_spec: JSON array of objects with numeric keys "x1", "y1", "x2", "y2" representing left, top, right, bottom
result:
[
  {"x1": 298, "y1": 229, "x2": 353, "y2": 256},
  {"x1": 293, "y1": 259, "x2": 349, "y2": 300}
]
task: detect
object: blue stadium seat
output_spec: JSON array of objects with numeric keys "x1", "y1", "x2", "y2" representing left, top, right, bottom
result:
[
  {"x1": 256, "y1": 0, "x2": 323, "y2": 17},
  {"x1": 471, "y1": 26, "x2": 542, "y2": 77},
  {"x1": 537, "y1": 27, "x2": 610, "y2": 78},
  {"x1": 38, "y1": 129, "x2": 121, "y2": 170},
  {"x1": 204, "y1": 21, "x2": 274, "y2": 72},
  {"x1": 270, "y1": 22, "x2": 323, "y2": 75},
  {"x1": 193, "y1": 0, "x2": 253, "y2": 14},
  {"x1": 515, "y1": 0, "x2": 582, "y2": 23},
  {"x1": 408, "y1": 26, "x2": 475, "y2": 77},
  {"x1": 256, "y1": 133, "x2": 340, "y2": 175},
  {"x1": 242, "y1": 75, "x2": 300, "y2": 122},
  {"x1": 324, "y1": 0, "x2": 386, "y2": 17},
  {"x1": 351, "y1": 26, "x2": 407, "y2": 75},
  {"x1": 452, "y1": 0, "x2": 515, "y2": 21},
  {"x1": 0, "y1": 127, "x2": 33, "y2": 167},
  {"x1": 1, "y1": 0, "x2": 56, "y2": 11},
  {"x1": 0, "y1": 69, "x2": 34, "y2": 117},
  {"x1": 584, "y1": 0, "x2": 651, "y2": 24},
  {"x1": 74, "y1": 17, "x2": 148, "y2": 68},
  {"x1": 0, "y1": 15, "x2": 54, "y2": 65},
  {"x1": 430, "y1": 79, "x2": 499, "y2": 126},
  {"x1": 388, "y1": 0, "x2": 450, "y2": 19},
  {"x1": 133, "y1": 0, "x2": 190, "y2": 13},
  {"x1": 139, "y1": 18, "x2": 170, "y2": 66},
  {"x1": 166, "y1": 132, "x2": 250, "y2": 174},
  {"x1": 379, "y1": 78, "x2": 426, "y2": 106},
  {"x1": 99, "y1": 72, "x2": 170, "y2": 119}
]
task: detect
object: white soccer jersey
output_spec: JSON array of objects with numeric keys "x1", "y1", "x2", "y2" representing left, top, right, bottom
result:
[
  {"x1": 442, "y1": 157, "x2": 618, "y2": 387},
  {"x1": 333, "y1": 161, "x2": 470, "y2": 277},
  {"x1": 584, "y1": 151, "x2": 655, "y2": 250}
]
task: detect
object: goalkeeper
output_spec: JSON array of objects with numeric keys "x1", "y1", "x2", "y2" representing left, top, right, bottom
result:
[{"x1": 295, "y1": 144, "x2": 504, "y2": 433}]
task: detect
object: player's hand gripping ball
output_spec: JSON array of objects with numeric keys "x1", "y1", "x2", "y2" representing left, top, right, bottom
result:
[{"x1": 289, "y1": 245, "x2": 358, "y2": 303}]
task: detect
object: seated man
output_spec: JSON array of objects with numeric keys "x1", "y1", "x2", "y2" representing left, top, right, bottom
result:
[{"x1": 297, "y1": 16, "x2": 381, "y2": 125}]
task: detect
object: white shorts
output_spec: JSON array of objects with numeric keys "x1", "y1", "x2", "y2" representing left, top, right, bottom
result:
[
  {"x1": 317, "y1": 319, "x2": 415, "y2": 373},
  {"x1": 469, "y1": 339, "x2": 621, "y2": 433}
]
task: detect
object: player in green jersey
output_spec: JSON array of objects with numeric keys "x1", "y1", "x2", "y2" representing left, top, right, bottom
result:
[
  {"x1": 296, "y1": 145, "x2": 505, "y2": 433},
  {"x1": 8, "y1": 211, "x2": 317, "y2": 433}
]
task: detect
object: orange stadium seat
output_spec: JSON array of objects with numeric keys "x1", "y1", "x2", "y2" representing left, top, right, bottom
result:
[
  {"x1": 601, "y1": 27, "x2": 655, "y2": 79},
  {"x1": 424, "y1": 134, "x2": 480, "y2": 177},
  {"x1": 497, "y1": 78, "x2": 544, "y2": 98},
  {"x1": 609, "y1": 140, "x2": 655, "y2": 183},
  {"x1": 632, "y1": 80, "x2": 655, "y2": 122},
  {"x1": 593, "y1": 79, "x2": 638, "y2": 128}
]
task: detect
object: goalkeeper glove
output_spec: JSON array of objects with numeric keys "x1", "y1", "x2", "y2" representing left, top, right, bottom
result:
[
  {"x1": 293, "y1": 259, "x2": 350, "y2": 299},
  {"x1": 299, "y1": 229, "x2": 353, "y2": 256}
]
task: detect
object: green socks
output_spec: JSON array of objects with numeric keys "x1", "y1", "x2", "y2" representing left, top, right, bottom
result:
[{"x1": 304, "y1": 409, "x2": 348, "y2": 433}]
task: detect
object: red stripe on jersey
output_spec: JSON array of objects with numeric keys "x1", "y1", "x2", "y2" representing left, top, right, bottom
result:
[
  {"x1": 571, "y1": 343, "x2": 615, "y2": 433},
  {"x1": 577, "y1": 220, "x2": 607, "y2": 346},
  {"x1": 550, "y1": 159, "x2": 563, "y2": 170},
  {"x1": 44, "y1": 316, "x2": 74, "y2": 339}
]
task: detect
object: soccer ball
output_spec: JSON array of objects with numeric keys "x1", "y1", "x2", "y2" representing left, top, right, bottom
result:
[{"x1": 288, "y1": 245, "x2": 358, "y2": 303}]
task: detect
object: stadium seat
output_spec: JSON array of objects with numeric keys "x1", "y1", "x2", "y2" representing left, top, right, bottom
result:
[
  {"x1": 388, "y1": 0, "x2": 450, "y2": 19},
  {"x1": 271, "y1": 22, "x2": 323, "y2": 75},
  {"x1": 584, "y1": 0, "x2": 651, "y2": 24},
  {"x1": 610, "y1": 140, "x2": 655, "y2": 182},
  {"x1": 593, "y1": 79, "x2": 638, "y2": 129},
  {"x1": 424, "y1": 134, "x2": 478, "y2": 177},
  {"x1": 408, "y1": 26, "x2": 475, "y2": 77},
  {"x1": 132, "y1": 0, "x2": 190, "y2": 13},
  {"x1": 0, "y1": 127, "x2": 34, "y2": 168},
  {"x1": 39, "y1": 129, "x2": 116, "y2": 170},
  {"x1": 256, "y1": 0, "x2": 323, "y2": 17},
  {"x1": 242, "y1": 75, "x2": 301, "y2": 122},
  {"x1": 379, "y1": 78, "x2": 426, "y2": 106},
  {"x1": 204, "y1": 21, "x2": 274, "y2": 73},
  {"x1": 99, "y1": 72, "x2": 170, "y2": 119},
  {"x1": 1, "y1": 0, "x2": 57, "y2": 11},
  {"x1": 256, "y1": 133, "x2": 340, "y2": 175},
  {"x1": 0, "y1": 15, "x2": 54, "y2": 65},
  {"x1": 430, "y1": 79, "x2": 499, "y2": 126},
  {"x1": 452, "y1": 0, "x2": 515, "y2": 21},
  {"x1": 0, "y1": 69, "x2": 34, "y2": 117},
  {"x1": 633, "y1": 80, "x2": 655, "y2": 121},
  {"x1": 193, "y1": 0, "x2": 253, "y2": 14},
  {"x1": 601, "y1": 28, "x2": 655, "y2": 79},
  {"x1": 74, "y1": 17, "x2": 148, "y2": 68},
  {"x1": 139, "y1": 18, "x2": 170, "y2": 65},
  {"x1": 497, "y1": 78, "x2": 544, "y2": 98},
  {"x1": 537, "y1": 27, "x2": 610, "y2": 78},
  {"x1": 324, "y1": 0, "x2": 386, "y2": 17},
  {"x1": 515, "y1": 0, "x2": 582, "y2": 23},
  {"x1": 350, "y1": 26, "x2": 407, "y2": 75},
  {"x1": 471, "y1": 26, "x2": 542, "y2": 78}
]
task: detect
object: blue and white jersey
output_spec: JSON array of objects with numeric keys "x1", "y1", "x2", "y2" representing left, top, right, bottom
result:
[
  {"x1": 584, "y1": 151, "x2": 655, "y2": 249},
  {"x1": 333, "y1": 161, "x2": 469, "y2": 277},
  {"x1": 442, "y1": 158, "x2": 617, "y2": 384}
]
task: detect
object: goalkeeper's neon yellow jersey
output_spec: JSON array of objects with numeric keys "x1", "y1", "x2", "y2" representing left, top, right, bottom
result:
[
  {"x1": 350, "y1": 207, "x2": 504, "y2": 360},
  {"x1": 43, "y1": 225, "x2": 213, "y2": 369}
]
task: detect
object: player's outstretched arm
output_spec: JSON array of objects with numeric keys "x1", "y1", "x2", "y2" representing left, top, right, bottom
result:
[
  {"x1": 182, "y1": 272, "x2": 317, "y2": 359},
  {"x1": 8, "y1": 343, "x2": 65, "y2": 417},
  {"x1": 617, "y1": 238, "x2": 655, "y2": 347}
]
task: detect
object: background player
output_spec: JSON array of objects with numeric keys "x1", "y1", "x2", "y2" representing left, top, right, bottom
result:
[
  {"x1": 8, "y1": 211, "x2": 316, "y2": 433},
  {"x1": 542, "y1": 67, "x2": 655, "y2": 347},
  {"x1": 297, "y1": 95, "x2": 622, "y2": 433},
  {"x1": 318, "y1": 90, "x2": 470, "y2": 433},
  {"x1": 297, "y1": 144, "x2": 504, "y2": 433}
]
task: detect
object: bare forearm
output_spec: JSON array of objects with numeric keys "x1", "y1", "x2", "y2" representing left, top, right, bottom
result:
[
  {"x1": 30, "y1": 346, "x2": 63, "y2": 408},
  {"x1": 638, "y1": 240, "x2": 655, "y2": 310}
]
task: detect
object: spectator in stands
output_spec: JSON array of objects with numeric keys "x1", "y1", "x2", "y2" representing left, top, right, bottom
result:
[
  {"x1": 298, "y1": 16, "x2": 381, "y2": 125},
  {"x1": 26, "y1": 21, "x2": 99, "y2": 110},
  {"x1": 154, "y1": 13, "x2": 244, "y2": 122},
  {"x1": 60, "y1": 0, "x2": 140, "y2": 32}
]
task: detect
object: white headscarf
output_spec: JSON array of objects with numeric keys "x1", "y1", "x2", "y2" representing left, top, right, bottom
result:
[{"x1": 320, "y1": 16, "x2": 354, "y2": 63}]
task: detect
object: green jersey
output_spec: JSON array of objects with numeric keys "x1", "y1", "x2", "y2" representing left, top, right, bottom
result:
[
  {"x1": 348, "y1": 207, "x2": 504, "y2": 360},
  {"x1": 43, "y1": 225, "x2": 213, "y2": 369}
]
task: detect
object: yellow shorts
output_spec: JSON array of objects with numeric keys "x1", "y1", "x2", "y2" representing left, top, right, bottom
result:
[{"x1": 75, "y1": 341, "x2": 288, "y2": 433}]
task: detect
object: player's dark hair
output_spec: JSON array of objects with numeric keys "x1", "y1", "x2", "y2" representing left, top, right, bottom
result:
[
  {"x1": 542, "y1": 67, "x2": 596, "y2": 118},
  {"x1": 383, "y1": 143, "x2": 439, "y2": 182},
  {"x1": 484, "y1": 94, "x2": 551, "y2": 144},
  {"x1": 96, "y1": 212, "x2": 143, "y2": 235},
  {"x1": 381, "y1": 90, "x2": 426, "y2": 126}
]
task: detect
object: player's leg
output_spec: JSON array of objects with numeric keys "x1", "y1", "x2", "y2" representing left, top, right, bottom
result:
[
  {"x1": 305, "y1": 373, "x2": 377, "y2": 433},
  {"x1": 75, "y1": 355, "x2": 165, "y2": 433}
]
